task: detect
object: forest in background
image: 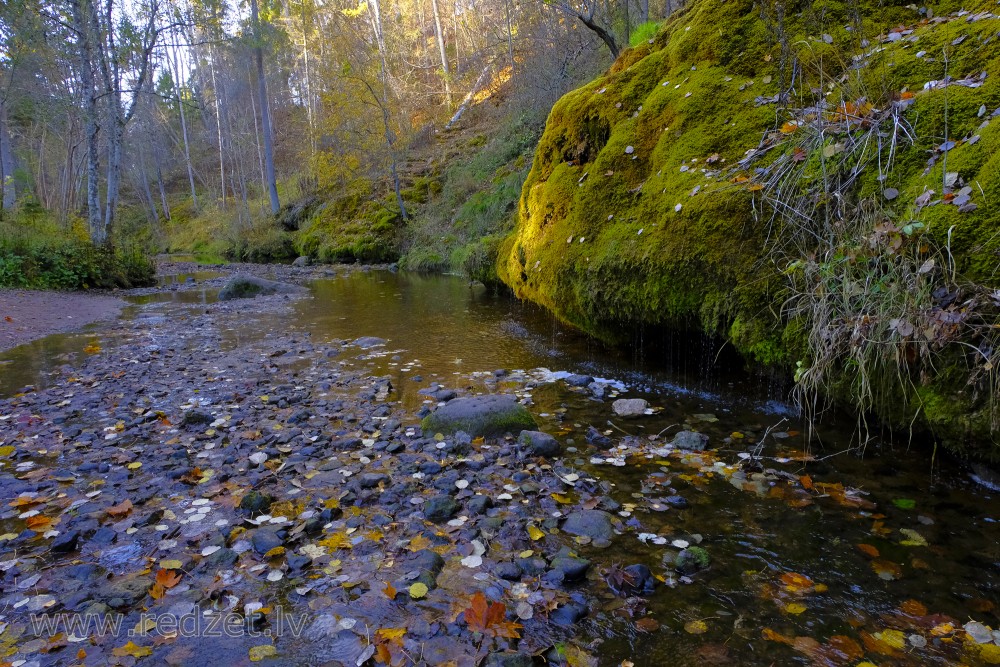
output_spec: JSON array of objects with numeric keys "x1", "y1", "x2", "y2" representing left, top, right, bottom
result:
[{"x1": 0, "y1": 0, "x2": 676, "y2": 287}]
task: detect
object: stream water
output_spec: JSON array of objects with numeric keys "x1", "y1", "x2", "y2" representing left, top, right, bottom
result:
[{"x1": 1, "y1": 268, "x2": 998, "y2": 666}]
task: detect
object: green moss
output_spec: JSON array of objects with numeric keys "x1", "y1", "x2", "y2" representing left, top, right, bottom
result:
[
  {"x1": 500, "y1": 0, "x2": 1000, "y2": 456},
  {"x1": 296, "y1": 187, "x2": 401, "y2": 263}
]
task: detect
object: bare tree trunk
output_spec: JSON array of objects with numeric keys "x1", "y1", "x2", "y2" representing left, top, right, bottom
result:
[
  {"x1": 641, "y1": 0, "x2": 649, "y2": 23},
  {"x1": 1, "y1": 102, "x2": 17, "y2": 211},
  {"x1": 504, "y1": 0, "x2": 515, "y2": 70},
  {"x1": 250, "y1": 0, "x2": 280, "y2": 215},
  {"x1": 156, "y1": 161, "x2": 171, "y2": 220},
  {"x1": 208, "y1": 42, "x2": 226, "y2": 208},
  {"x1": 430, "y1": 0, "x2": 453, "y2": 110},
  {"x1": 70, "y1": 0, "x2": 102, "y2": 242},
  {"x1": 247, "y1": 63, "x2": 267, "y2": 202},
  {"x1": 170, "y1": 39, "x2": 198, "y2": 209},
  {"x1": 367, "y1": 0, "x2": 407, "y2": 221}
]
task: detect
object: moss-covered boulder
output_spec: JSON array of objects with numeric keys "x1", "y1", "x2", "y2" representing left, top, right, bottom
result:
[
  {"x1": 500, "y1": 0, "x2": 1000, "y2": 457},
  {"x1": 421, "y1": 395, "x2": 536, "y2": 437},
  {"x1": 218, "y1": 274, "x2": 306, "y2": 301}
]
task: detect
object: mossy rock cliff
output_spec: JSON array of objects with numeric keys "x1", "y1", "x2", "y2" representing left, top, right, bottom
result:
[{"x1": 500, "y1": 0, "x2": 1000, "y2": 457}]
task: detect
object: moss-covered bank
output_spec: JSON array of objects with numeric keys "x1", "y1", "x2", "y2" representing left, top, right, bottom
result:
[{"x1": 500, "y1": 0, "x2": 1000, "y2": 457}]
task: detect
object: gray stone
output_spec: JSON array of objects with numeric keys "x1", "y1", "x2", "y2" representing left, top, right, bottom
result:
[
  {"x1": 424, "y1": 495, "x2": 459, "y2": 523},
  {"x1": 251, "y1": 527, "x2": 284, "y2": 555},
  {"x1": 421, "y1": 395, "x2": 536, "y2": 437},
  {"x1": 561, "y1": 510, "x2": 616, "y2": 541},
  {"x1": 549, "y1": 556, "x2": 591, "y2": 581},
  {"x1": 98, "y1": 573, "x2": 152, "y2": 607},
  {"x1": 51, "y1": 530, "x2": 80, "y2": 553},
  {"x1": 483, "y1": 653, "x2": 534, "y2": 667},
  {"x1": 292, "y1": 256, "x2": 312, "y2": 267},
  {"x1": 672, "y1": 430, "x2": 709, "y2": 451},
  {"x1": 564, "y1": 374, "x2": 594, "y2": 387},
  {"x1": 612, "y1": 398, "x2": 649, "y2": 417},
  {"x1": 352, "y1": 336, "x2": 387, "y2": 348},
  {"x1": 517, "y1": 430, "x2": 561, "y2": 458},
  {"x1": 218, "y1": 274, "x2": 306, "y2": 301}
]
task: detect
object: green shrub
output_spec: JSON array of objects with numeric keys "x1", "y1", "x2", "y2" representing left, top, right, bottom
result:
[{"x1": 0, "y1": 207, "x2": 155, "y2": 289}]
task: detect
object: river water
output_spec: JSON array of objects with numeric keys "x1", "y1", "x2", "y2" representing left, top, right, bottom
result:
[{"x1": 1, "y1": 267, "x2": 998, "y2": 665}]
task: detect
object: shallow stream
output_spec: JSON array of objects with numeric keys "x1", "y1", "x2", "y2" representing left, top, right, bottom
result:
[{"x1": 1, "y1": 267, "x2": 998, "y2": 666}]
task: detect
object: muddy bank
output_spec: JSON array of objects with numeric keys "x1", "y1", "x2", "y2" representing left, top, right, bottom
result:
[{"x1": 0, "y1": 290, "x2": 126, "y2": 353}]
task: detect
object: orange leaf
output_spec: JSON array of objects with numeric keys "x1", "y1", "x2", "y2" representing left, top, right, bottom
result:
[
  {"x1": 780, "y1": 121, "x2": 799, "y2": 134},
  {"x1": 900, "y1": 91, "x2": 915, "y2": 100},
  {"x1": 464, "y1": 592, "x2": 490, "y2": 634},
  {"x1": 155, "y1": 568, "x2": 182, "y2": 589},
  {"x1": 799, "y1": 475, "x2": 813, "y2": 490},
  {"x1": 762, "y1": 627, "x2": 794, "y2": 645},
  {"x1": 871, "y1": 559, "x2": 902, "y2": 580},
  {"x1": 899, "y1": 599, "x2": 927, "y2": 617},
  {"x1": 462, "y1": 591, "x2": 522, "y2": 639},
  {"x1": 106, "y1": 499, "x2": 133, "y2": 518},
  {"x1": 383, "y1": 582, "x2": 397, "y2": 600},
  {"x1": 25, "y1": 515, "x2": 54, "y2": 531},
  {"x1": 780, "y1": 572, "x2": 815, "y2": 593},
  {"x1": 856, "y1": 543, "x2": 879, "y2": 558}
]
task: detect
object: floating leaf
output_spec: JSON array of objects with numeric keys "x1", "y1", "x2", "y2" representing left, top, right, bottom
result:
[
  {"x1": 892, "y1": 498, "x2": 916, "y2": 510},
  {"x1": 248, "y1": 644, "x2": 277, "y2": 662},
  {"x1": 871, "y1": 559, "x2": 902, "y2": 580},
  {"x1": 409, "y1": 582, "x2": 428, "y2": 599},
  {"x1": 684, "y1": 619, "x2": 708, "y2": 634},
  {"x1": 899, "y1": 528, "x2": 927, "y2": 547},
  {"x1": 899, "y1": 599, "x2": 927, "y2": 616},
  {"x1": 785, "y1": 603, "x2": 807, "y2": 615},
  {"x1": 527, "y1": 525, "x2": 546, "y2": 541},
  {"x1": 856, "y1": 543, "x2": 880, "y2": 558},
  {"x1": 112, "y1": 641, "x2": 153, "y2": 658}
]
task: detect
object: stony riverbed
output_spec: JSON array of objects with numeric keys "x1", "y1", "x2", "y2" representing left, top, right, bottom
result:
[{"x1": 1, "y1": 263, "x2": 998, "y2": 667}]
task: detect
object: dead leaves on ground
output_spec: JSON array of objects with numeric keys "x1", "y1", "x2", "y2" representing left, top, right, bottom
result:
[{"x1": 463, "y1": 591, "x2": 522, "y2": 639}]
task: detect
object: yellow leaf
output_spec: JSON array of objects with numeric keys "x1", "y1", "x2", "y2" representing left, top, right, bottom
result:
[
  {"x1": 527, "y1": 525, "x2": 546, "y2": 541},
  {"x1": 975, "y1": 643, "x2": 1000, "y2": 664},
  {"x1": 248, "y1": 644, "x2": 277, "y2": 661},
  {"x1": 409, "y1": 582, "x2": 428, "y2": 599},
  {"x1": 376, "y1": 628, "x2": 406, "y2": 641},
  {"x1": 684, "y1": 620, "x2": 708, "y2": 634},
  {"x1": 0, "y1": 446, "x2": 15, "y2": 457},
  {"x1": 785, "y1": 603, "x2": 807, "y2": 615},
  {"x1": 550, "y1": 493, "x2": 573, "y2": 504},
  {"x1": 874, "y1": 629, "x2": 906, "y2": 650},
  {"x1": 83, "y1": 344, "x2": 102, "y2": 354},
  {"x1": 407, "y1": 534, "x2": 431, "y2": 552},
  {"x1": 127, "y1": 462, "x2": 142, "y2": 470},
  {"x1": 112, "y1": 641, "x2": 153, "y2": 658},
  {"x1": 159, "y1": 559, "x2": 183, "y2": 570}
]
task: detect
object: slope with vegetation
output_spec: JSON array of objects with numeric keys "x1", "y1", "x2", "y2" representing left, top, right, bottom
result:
[{"x1": 499, "y1": 0, "x2": 1000, "y2": 457}]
